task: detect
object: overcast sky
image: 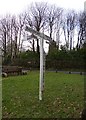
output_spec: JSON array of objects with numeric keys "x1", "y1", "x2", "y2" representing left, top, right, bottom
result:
[{"x1": 0, "y1": 0, "x2": 85, "y2": 16}]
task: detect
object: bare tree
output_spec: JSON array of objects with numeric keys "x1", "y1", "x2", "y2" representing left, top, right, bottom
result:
[
  {"x1": 0, "y1": 15, "x2": 10, "y2": 57},
  {"x1": 26, "y1": 2, "x2": 48, "y2": 53},
  {"x1": 11, "y1": 16, "x2": 19, "y2": 58},
  {"x1": 46, "y1": 4, "x2": 63, "y2": 51},
  {"x1": 55, "y1": 8, "x2": 63, "y2": 49},
  {"x1": 76, "y1": 12, "x2": 86, "y2": 49},
  {"x1": 18, "y1": 13, "x2": 27, "y2": 52},
  {"x1": 62, "y1": 10, "x2": 77, "y2": 50},
  {"x1": 46, "y1": 4, "x2": 58, "y2": 39}
]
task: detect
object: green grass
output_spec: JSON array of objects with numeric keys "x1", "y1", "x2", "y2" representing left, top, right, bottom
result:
[{"x1": 2, "y1": 71, "x2": 84, "y2": 118}]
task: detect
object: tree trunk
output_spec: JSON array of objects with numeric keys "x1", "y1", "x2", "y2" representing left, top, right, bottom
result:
[
  {"x1": 3, "y1": 31, "x2": 6, "y2": 57},
  {"x1": 32, "y1": 39, "x2": 35, "y2": 52},
  {"x1": 50, "y1": 26, "x2": 52, "y2": 39},
  {"x1": 14, "y1": 35, "x2": 17, "y2": 58},
  {"x1": 18, "y1": 27, "x2": 22, "y2": 52},
  {"x1": 37, "y1": 38, "x2": 39, "y2": 54}
]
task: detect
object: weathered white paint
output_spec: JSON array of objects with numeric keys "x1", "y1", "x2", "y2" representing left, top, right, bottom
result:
[{"x1": 25, "y1": 26, "x2": 52, "y2": 100}]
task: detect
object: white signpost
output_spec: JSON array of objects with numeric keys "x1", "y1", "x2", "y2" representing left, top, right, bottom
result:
[{"x1": 25, "y1": 26, "x2": 52, "y2": 100}]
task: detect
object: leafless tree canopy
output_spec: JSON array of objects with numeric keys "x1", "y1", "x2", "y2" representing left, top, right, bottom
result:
[{"x1": 0, "y1": 2, "x2": 85, "y2": 59}]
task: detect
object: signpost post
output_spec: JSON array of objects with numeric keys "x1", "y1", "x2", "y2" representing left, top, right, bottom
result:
[
  {"x1": 25, "y1": 26, "x2": 52, "y2": 100},
  {"x1": 39, "y1": 38, "x2": 44, "y2": 100}
]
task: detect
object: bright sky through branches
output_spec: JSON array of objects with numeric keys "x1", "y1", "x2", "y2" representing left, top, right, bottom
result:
[{"x1": 0, "y1": 0, "x2": 85, "y2": 16}]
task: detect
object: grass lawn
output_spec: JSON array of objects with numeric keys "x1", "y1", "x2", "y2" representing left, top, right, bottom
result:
[{"x1": 2, "y1": 71, "x2": 84, "y2": 118}]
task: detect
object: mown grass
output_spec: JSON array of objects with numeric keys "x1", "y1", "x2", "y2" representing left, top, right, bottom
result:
[{"x1": 2, "y1": 71, "x2": 84, "y2": 118}]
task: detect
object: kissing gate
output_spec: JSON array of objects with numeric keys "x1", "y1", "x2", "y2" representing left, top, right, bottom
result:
[{"x1": 25, "y1": 26, "x2": 52, "y2": 100}]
